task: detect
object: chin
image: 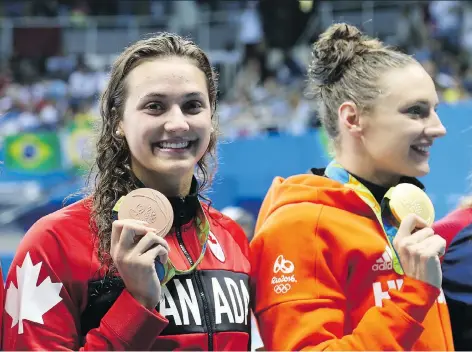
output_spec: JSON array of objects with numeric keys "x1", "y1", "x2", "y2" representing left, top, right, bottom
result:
[
  {"x1": 407, "y1": 163, "x2": 430, "y2": 178},
  {"x1": 151, "y1": 159, "x2": 197, "y2": 176}
]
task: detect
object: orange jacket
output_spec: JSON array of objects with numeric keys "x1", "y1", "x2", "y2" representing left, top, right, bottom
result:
[{"x1": 250, "y1": 174, "x2": 453, "y2": 351}]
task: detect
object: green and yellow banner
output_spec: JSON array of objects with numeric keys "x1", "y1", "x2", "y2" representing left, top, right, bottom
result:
[{"x1": 3, "y1": 132, "x2": 62, "y2": 173}]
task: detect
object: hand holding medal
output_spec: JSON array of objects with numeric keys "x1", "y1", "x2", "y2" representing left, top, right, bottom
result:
[
  {"x1": 389, "y1": 184, "x2": 446, "y2": 289},
  {"x1": 110, "y1": 188, "x2": 173, "y2": 310},
  {"x1": 388, "y1": 183, "x2": 435, "y2": 228}
]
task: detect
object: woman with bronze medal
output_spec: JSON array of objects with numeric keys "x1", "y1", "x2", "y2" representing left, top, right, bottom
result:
[
  {"x1": 250, "y1": 23, "x2": 453, "y2": 350},
  {"x1": 2, "y1": 34, "x2": 251, "y2": 350}
]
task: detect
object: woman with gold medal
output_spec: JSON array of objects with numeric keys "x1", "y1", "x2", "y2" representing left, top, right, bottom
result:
[{"x1": 250, "y1": 23, "x2": 453, "y2": 350}]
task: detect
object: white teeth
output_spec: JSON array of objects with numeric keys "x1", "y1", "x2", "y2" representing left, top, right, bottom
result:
[
  {"x1": 412, "y1": 145, "x2": 430, "y2": 153},
  {"x1": 158, "y1": 141, "x2": 190, "y2": 149}
]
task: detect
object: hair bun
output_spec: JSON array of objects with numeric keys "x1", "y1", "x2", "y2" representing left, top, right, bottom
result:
[{"x1": 309, "y1": 23, "x2": 382, "y2": 86}]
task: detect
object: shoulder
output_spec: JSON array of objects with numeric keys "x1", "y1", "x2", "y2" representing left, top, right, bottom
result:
[
  {"x1": 439, "y1": 208, "x2": 472, "y2": 301},
  {"x1": 25, "y1": 198, "x2": 92, "y2": 244},
  {"x1": 434, "y1": 207, "x2": 472, "y2": 247},
  {"x1": 206, "y1": 206, "x2": 249, "y2": 258},
  {"x1": 251, "y1": 202, "x2": 325, "y2": 262},
  {"x1": 11, "y1": 198, "x2": 95, "y2": 281},
  {"x1": 250, "y1": 200, "x2": 367, "y2": 265},
  {"x1": 256, "y1": 201, "x2": 324, "y2": 239}
]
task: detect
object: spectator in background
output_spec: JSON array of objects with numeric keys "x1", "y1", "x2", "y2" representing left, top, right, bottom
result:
[
  {"x1": 429, "y1": 1, "x2": 462, "y2": 55},
  {"x1": 276, "y1": 51, "x2": 306, "y2": 85},
  {"x1": 239, "y1": 1, "x2": 264, "y2": 60},
  {"x1": 30, "y1": 0, "x2": 58, "y2": 17},
  {"x1": 434, "y1": 194, "x2": 472, "y2": 351},
  {"x1": 17, "y1": 102, "x2": 41, "y2": 131},
  {"x1": 68, "y1": 54, "x2": 97, "y2": 110},
  {"x1": 72, "y1": 98, "x2": 94, "y2": 127},
  {"x1": 284, "y1": 91, "x2": 312, "y2": 136},
  {"x1": 233, "y1": 56, "x2": 263, "y2": 101},
  {"x1": 169, "y1": 1, "x2": 198, "y2": 38},
  {"x1": 460, "y1": 2, "x2": 472, "y2": 58},
  {"x1": 396, "y1": 4, "x2": 429, "y2": 54}
]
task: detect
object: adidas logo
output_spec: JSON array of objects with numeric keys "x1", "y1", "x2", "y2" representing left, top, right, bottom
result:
[{"x1": 372, "y1": 246, "x2": 393, "y2": 272}]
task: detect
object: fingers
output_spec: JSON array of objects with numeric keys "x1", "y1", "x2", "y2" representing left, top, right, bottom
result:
[
  {"x1": 415, "y1": 235, "x2": 446, "y2": 258},
  {"x1": 143, "y1": 245, "x2": 169, "y2": 265},
  {"x1": 112, "y1": 220, "x2": 157, "y2": 250},
  {"x1": 398, "y1": 234, "x2": 446, "y2": 262},
  {"x1": 132, "y1": 232, "x2": 170, "y2": 255},
  {"x1": 395, "y1": 213, "x2": 429, "y2": 242},
  {"x1": 394, "y1": 227, "x2": 435, "y2": 250}
]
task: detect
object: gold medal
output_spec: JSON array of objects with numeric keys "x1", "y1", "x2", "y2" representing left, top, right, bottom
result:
[
  {"x1": 116, "y1": 188, "x2": 174, "y2": 238},
  {"x1": 388, "y1": 183, "x2": 435, "y2": 226}
]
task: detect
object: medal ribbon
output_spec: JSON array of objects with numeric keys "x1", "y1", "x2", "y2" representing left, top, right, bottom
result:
[
  {"x1": 325, "y1": 161, "x2": 404, "y2": 275},
  {"x1": 112, "y1": 197, "x2": 210, "y2": 286}
]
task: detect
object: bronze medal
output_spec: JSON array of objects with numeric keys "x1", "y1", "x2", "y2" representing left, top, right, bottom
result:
[{"x1": 117, "y1": 188, "x2": 174, "y2": 238}]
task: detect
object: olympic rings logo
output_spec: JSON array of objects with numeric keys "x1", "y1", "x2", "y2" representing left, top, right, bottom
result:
[{"x1": 273, "y1": 284, "x2": 291, "y2": 294}]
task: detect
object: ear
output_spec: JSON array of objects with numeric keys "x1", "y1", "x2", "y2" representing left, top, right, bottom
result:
[
  {"x1": 112, "y1": 107, "x2": 124, "y2": 136},
  {"x1": 338, "y1": 101, "x2": 363, "y2": 137}
]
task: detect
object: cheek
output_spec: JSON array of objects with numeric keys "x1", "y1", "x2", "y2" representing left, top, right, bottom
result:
[
  {"x1": 197, "y1": 130, "x2": 212, "y2": 158},
  {"x1": 123, "y1": 121, "x2": 150, "y2": 155},
  {"x1": 195, "y1": 114, "x2": 213, "y2": 143},
  {"x1": 364, "y1": 127, "x2": 393, "y2": 148}
]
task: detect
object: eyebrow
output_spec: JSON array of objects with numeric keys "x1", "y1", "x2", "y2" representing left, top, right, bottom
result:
[
  {"x1": 401, "y1": 99, "x2": 439, "y2": 109},
  {"x1": 139, "y1": 92, "x2": 205, "y2": 101}
]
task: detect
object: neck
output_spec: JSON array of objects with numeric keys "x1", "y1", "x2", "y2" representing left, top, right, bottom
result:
[
  {"x1": 336, "y1": 152, "x2": 400, "y2": 188},
  {"x1": 131, "y1": 166, "x2": 193, "y2": 197}
]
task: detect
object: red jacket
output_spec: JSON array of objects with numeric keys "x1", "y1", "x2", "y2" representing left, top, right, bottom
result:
[
  {"x1": 0, "y1": 264, "x2": 3, "y2": 349},
  {"x1": 2, "y1": 195, "x2": 251, "y2": 351},
  {"x1": 434, "y1": 207, "x2": 472, "y2": 350}
]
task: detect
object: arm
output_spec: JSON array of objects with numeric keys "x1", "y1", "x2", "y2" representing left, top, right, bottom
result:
[
  {"x1": 250, "y1": 203, "x2": 439, "y2": 351},
  {"x1": 437, "y1": 214, "x2": 472, "y2": 350},
  {"x1": 2, "y1": 220, "x2": 168, "y2": 350},
  {"x1": 0, "y1": 263, "x2": 3, "y2": 350}
]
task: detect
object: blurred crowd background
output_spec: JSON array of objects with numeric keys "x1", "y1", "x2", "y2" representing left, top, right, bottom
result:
[
  {"x1": 0, "y1": 0, "x2": 471, "y2": 293},
  {"x1": 1, "y1": 1, "x2": 472, "y2": 349},
  {"x1": 4, "y1": 0, "x2": 472, "y2": 140}
]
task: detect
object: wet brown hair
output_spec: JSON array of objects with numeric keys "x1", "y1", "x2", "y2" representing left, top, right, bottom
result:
[
  {"x1": 308, "y1": 23, "x2": 416, "y2": 147},
  {"x1": 88, "y1": 33, "x2": 218, "y2": 267}
]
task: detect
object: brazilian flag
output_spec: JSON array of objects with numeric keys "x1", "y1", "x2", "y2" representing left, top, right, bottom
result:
[
  {"x1": 4, "y1": 132, "x2": 62, "y2": 173},
  {"x1": 63, "y1": 120, "x2": 94, "y2": 171}
]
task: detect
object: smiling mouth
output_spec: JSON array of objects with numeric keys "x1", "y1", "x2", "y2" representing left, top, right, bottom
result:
[
  {"x1": 153, "y1": 140, "x2": 196, "y2": 150},
  {"x1": 411, "y1": 145, "x2": 431, "y2": 155}
]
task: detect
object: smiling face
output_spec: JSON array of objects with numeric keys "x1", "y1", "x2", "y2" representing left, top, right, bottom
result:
[
  {"x1": 358, "y1": 63, "x2": 446, "y2": 180},
  {"x1": 119, "y1": 56, "x2": 212, "y2": 188}
]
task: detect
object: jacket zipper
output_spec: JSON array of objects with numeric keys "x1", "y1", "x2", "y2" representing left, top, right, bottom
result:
[{"x1": 175, "y1": 198, "x2": 214, "y2": 351}]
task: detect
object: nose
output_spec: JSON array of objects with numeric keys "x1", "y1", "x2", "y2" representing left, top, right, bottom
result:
[
  {"x1": 164, "y1": 105, "x2": 190, "y2": 133},
  {"x1": 426, "y1": 113, "x2": 447, "y2": 139}
]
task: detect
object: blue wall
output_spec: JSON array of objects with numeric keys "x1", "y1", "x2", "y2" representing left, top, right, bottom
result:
[
  {"x1": 1, "y1": 102, "x2": 471, "y2": 277},
  {"x1": 210, "y1": 103, "x2": 472, "y2": 221}
]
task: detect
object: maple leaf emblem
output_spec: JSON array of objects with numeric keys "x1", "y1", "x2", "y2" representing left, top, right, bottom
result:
[
  {"x1": 208, "y1": 231, "x2": 226, "y2": 263},
  {"x1": 5, "y1": 252, "x2": 63, "y2": 334}
]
